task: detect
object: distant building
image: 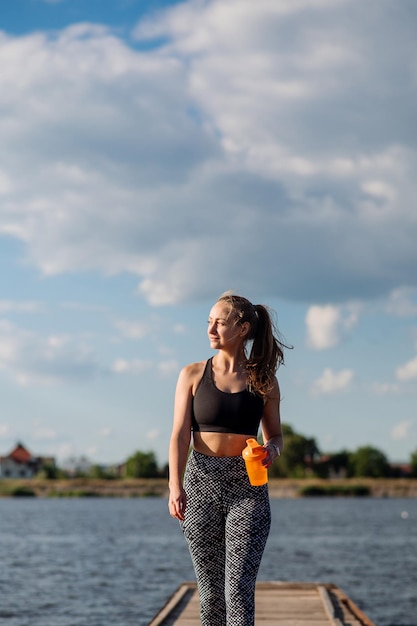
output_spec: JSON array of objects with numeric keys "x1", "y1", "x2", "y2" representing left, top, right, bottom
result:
[
  {"x1": 389, "y1": 463, "x2": 412, "y2": 478},
  {"x1": 60, "y1": 455, "x2": 92, "y2": 477},
  {"x1": 313, "y1": 454, "x2": 348, "y2": 479},
  {"x1": 0, "y1": 442, "x2": 55, "y2": 479}
]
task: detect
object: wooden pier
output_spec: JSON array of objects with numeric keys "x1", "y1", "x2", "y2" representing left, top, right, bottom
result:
[{"x1": 147, "y1": 581, "x2": 376, "y2": 626}]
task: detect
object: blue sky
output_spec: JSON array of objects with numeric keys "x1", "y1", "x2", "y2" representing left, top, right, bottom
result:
[{"x1": 0, "y1": 0, "x2": 416, "y2": 467}]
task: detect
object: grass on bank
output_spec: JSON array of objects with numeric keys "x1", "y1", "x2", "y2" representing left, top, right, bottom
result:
[
  {"x1": 298, "y1": 484, "x2": 370, "y2": 497},
  {"x1": 1, "y1": 478, "x2": 417, "y2": 498},
  {"x1": 0, "y1": 478, "x2": 168, "y2": 498}
]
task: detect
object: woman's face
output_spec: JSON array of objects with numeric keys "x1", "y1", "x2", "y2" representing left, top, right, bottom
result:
[{"x1": 207, "y1": 301, "x2": 245, "y2": 349}]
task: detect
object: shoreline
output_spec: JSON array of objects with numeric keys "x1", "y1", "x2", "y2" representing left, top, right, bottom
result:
[{"x1": 1, "y1": 477, "x2": 417, "y2": 498}]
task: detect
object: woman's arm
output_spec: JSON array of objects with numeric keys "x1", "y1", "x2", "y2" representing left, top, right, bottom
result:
[
  {"x1": 168, "y1": 364, "x2": 195, "y2": 520},
  {"x1": 261, "y1": 377, "x2": 283, "y2": 469}
]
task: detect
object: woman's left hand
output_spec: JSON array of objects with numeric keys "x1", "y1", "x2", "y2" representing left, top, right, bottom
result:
[{"x1": 262, "y1": 442, "x2": 280, "y2": 468}]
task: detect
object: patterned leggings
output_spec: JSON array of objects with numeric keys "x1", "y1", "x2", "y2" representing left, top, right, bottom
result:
[{"x1": 181, "y1": 450, "x2": 271, "y2": 626}]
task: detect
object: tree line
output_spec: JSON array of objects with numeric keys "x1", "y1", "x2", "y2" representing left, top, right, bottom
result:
[
  {"x1": 44, "y1": 423, "x2": 417, "y2": 480},
  {"x1": 267, "y1": 424, "x2": 416, "y2": 479}
]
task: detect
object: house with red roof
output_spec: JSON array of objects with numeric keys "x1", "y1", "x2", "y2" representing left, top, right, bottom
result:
[{"x1": 0, "y1": 442, "x2": 55, "y2": 479}]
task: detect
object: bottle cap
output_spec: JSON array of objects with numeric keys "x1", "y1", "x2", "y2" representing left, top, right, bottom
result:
[{"x1": 242, "y1": 438, "x2": 267, "y2": 460}]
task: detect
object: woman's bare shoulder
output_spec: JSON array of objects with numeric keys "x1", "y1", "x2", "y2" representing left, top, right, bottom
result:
[
  {"x1": 176, "y1": 360, "x2": 207, "y2": 396},
  {"x1": 181, "y1": 360, "x2": 207, "y2": 379},
  {"x1": 178, "y1": 360, "x2": 207, "y2": 385}
]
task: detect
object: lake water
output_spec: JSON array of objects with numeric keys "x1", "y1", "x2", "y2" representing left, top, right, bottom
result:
[{"x1": 0, "y1": 497, "x2": 416, "y2": 626}]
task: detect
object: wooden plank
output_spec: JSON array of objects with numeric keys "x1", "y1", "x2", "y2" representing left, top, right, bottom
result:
[
  {"x1": 147, "y1": 583, "x2": 197, "y2": 626},
  {"x1": 256, "y1": 583, "x2": 334, "y2": 622},
  {"x1": 318, "y1": 585, "x2": 344, "y2": 626},
  {"x1": 146, "y1": 581, "x2": 376, "y2": 626},
  {"x1": 329, "y1": 586, "x2": 376, "y2": 626}
]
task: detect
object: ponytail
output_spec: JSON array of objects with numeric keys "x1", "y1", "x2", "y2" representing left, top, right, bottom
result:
[{"x1": 217, "y1": 292, "x2": 290, "y2": 396}]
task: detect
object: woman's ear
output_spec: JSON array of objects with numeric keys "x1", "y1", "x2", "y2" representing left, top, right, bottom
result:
[{"x1": 240, "y1": 321, "x2": 250, "y2": 338}]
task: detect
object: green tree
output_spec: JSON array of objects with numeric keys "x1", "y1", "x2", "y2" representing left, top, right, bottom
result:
[
  {"x1": 314, "y1": 450, "x2": 351, "y2": 479},
  {"x1": 89, "y1": 464, "x2": 116, "y2": 480},
  {"x1": 269, "y1": 423, "x2": 320, "y2": 478},
  {"x1": 36, "y1": 463, "x2": 64, "y2": 480},
  {"x1": 125, "y1": 451, "x2": 159, "y2": 478},
  {"x1": 348, "y1": 446, "x2": 390, "y2": 478},
  {"x1": 410, "y1": 449, "x2": 417, "y2": 478}
]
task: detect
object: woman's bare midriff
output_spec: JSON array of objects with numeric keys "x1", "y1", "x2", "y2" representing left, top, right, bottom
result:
[{"x1": 193, "y1": 431, "x2": 255, "y2": 457}]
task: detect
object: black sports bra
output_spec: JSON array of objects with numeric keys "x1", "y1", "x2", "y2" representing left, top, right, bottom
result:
[{"x1": 191, "y1": 358, "x2": 264, "y2": 436}]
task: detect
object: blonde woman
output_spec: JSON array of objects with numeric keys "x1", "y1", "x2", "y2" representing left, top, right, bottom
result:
[{"x1": 169, "y1": 292, "x2": 287, "y2": 626}]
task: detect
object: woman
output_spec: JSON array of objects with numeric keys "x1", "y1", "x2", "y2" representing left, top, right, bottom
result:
[{"x1": 168, "y1": 292, "x2": 287, "y2": 626}]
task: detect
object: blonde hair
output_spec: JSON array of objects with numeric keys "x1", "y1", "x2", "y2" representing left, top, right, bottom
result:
[{"x1": 217, "y1": 292, "x2": 289, "y2": 395}]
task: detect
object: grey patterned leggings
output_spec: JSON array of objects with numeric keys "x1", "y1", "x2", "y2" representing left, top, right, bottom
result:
[{"x1": 181, "y1": 450, "x2": 271, "y2": 626}]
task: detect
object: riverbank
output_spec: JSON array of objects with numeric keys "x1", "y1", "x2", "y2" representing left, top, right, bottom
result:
[
  {"x1": 1, "y1": 477, "x2": 417, "y2": 498},
  {"x1": 267, "y1": 477, "x2": 417, "y2": 498}
]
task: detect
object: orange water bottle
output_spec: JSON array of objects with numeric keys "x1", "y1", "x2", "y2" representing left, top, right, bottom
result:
[{"x1": 242, "y1": 439, "x2": 268, "y2": 486}]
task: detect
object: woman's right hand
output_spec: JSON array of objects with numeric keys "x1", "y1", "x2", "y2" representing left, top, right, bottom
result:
[{"x1": 168, "y1": 486, "x2": 187, "y2": 521}]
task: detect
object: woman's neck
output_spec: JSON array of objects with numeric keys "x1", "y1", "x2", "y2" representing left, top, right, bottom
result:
[{"x1": 213, "y1": 350, "x2": 246, "y2": 373}]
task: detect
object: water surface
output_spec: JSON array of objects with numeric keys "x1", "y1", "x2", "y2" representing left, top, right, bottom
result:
[{"x1": 0, "y1": 497, "x2": 415, "y2": 625}]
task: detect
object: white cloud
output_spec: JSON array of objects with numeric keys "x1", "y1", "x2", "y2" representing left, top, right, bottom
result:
[
  {"x1": 114, "y1": 319, "x2": 151, "y2": 340},
  {"x1": 306, "y1": 304, "x2": 359, "y2": 350},
  {"x1": 0, "y1": 3, "x2": 416, "y2": 305},
  {"x1": 0, "y1": 320, "x2": 101, "y2": 385},
  {"x1": 306, "y1": 305, "x2": 340, "y2": 349},
  {"x1": 371, "y1": 382, "x2": 400, "y2": 395},
  {"x1": 0, "y1": 300, "x2": 44, "y2": 314},
  {"x1": 111, "y1": 358, "x2": 179, "y2": 376},
  {"x1": 311, "y1": 368, "x2": 354, "y2": 394},
  {"x1": 61, "y1": 302, "x2": 109, "y2": 314},
  {"x1": 396, "y1": 356, "x2": 417, "y2": 382},
  {"x1": 361, "y1": 180, "x2": 396, "y2": 203},
  {"x1": 391, "y1": 420, "x2": 413, "y2": 441},
  {"x1": 99, "y1": 427, "x2": 112, "y2": 438},
  {"x1": 158, "y1": 359, "x2": 179, "y2": 376},
  {"x1": 385, "y1": 287, "x2": 417, "y2": 318},
  {"x1": 0, "y1": 423, "x2": 10, "y2": 438},
  {"x1": 112, "y1": 358, "x2": 150, "y2": 374}
]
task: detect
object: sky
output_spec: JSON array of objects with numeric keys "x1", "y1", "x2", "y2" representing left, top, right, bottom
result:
[{"x1": 0, "y1": 0, "x2": 416, "y2": 468}]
